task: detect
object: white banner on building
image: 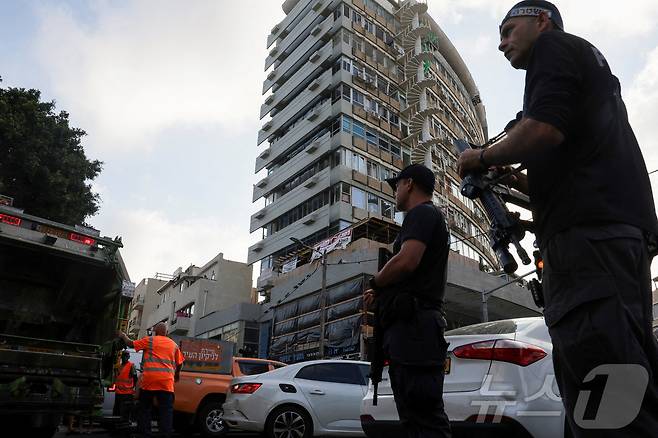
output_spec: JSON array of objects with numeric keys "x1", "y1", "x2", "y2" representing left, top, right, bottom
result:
[
  {"x1": 121, "y1": 280, "x2": 136, "y2": 298},
  {"x1": 310, "y1": 228, "x2": 353, "y2": 261},
  {"x1": 281, "y1": 257, "x2": 298, "y2": 274}
]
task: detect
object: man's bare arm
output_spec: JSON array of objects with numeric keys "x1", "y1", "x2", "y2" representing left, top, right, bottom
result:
[
  {"x1": 117, "y1": 331, "x2": 135, "y2": 348},
  {"x1": 374, "y1": 239, "x2": 426, "y2": 288}
]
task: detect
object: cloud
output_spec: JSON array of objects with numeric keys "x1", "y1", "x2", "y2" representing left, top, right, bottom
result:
[
  {"x1": 102, "y1": 208, "x2": 258, "y2": 282},
  {"x1": 31, "y1": 1, "x2": 283, "y2": 155},
  {"x1": 429, "y1": 0, "x2": 658, "y2": 38},
  {"x1": 627, "y1": 45, "x2": 658, "y2": 171}
]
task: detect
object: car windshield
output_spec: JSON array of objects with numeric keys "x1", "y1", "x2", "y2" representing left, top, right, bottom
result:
[
  {"x1": 445, "y1": 320, "x2": 518, "y2": 336},
  {"x1": 238, "y1": 361, "x2": 271, "y2": 375}
]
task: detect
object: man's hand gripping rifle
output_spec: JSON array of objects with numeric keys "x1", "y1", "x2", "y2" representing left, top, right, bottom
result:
[{"x1": 454, "y1": 132, "x2": 532, "y2": 274}]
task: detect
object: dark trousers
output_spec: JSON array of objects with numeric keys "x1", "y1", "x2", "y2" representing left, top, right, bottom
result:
[
  {"x1": 113, "y1": 393, "x2": 134, "y2": 421},
  {"x1": 138, "y1": 390, "x2": 174, "y2": 437},
  {"x1": 388, "y1": 363, "x2": 452, "y2": 438},
  {"x1": 542, "y1": 224, "x2": 658, "y2": 438}
]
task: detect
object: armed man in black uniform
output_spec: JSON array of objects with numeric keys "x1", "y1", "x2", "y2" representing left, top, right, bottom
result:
[
  {"x1": 457, "y1": 1, "x2": 658, "y2": 436},
  {"x1": 364, "y1": 163, "x2": 451, "y2": 438}
]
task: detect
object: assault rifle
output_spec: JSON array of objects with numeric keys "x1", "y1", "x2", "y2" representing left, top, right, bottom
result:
[
  {"x1": 453, "y1": 133, "x2": 532, "y2": 274},
  {"x1": 368, "y1": 247, "x2": 393, "y2": 406}
]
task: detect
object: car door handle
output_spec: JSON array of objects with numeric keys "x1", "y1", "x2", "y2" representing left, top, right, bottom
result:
[{"x1": 310, "y1": 389, "x2": 325, "y2": 395}]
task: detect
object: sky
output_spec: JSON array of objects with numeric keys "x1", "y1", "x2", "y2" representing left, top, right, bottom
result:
[{"x1": 1, "y1": 0, "x2": 657, "y2": 283}]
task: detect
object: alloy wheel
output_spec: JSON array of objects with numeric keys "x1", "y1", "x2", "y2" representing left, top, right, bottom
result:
[{"x1": 272, "y1": 410, "x2": 306, "y2": 438}]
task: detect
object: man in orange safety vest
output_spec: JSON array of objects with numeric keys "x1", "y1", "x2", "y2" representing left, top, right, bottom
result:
[
  {"x1": 113, "y1": 350, "x2": 137, "y2": 422},
  {"x1": 118, "y1": 322, "x2": 184, "y2": 438}
]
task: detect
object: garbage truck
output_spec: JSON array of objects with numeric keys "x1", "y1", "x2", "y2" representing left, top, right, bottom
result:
[{"x1": 0, "y1": 198, "x2": 132, "y2": 437}]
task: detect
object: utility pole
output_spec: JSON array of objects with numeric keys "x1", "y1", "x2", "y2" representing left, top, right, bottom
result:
[
  {"x1": 290, "y1": 237, "x2": 328, "y2": 359},
  {"x1": 318, "y1": 249, "x2": 327, "y2": 359},
  {"x1": 481, "y1": 269, "x2": 537, "y2": 322}
]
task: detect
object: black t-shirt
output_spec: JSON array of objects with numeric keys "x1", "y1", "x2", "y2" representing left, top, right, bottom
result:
[
  {"x1": 391, "y1": 201, "x2": 449, "y2": 308},
  {"x1": 522, "y1": 31, "x2": 658, "y2": 247}
]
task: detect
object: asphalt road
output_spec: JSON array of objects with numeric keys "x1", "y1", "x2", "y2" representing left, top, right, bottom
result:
[{"x1": 53, "y1": 430, "x2": 261, "y2": 438}]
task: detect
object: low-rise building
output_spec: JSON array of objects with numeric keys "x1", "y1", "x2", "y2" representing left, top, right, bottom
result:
[
  {"x1": 144, "y1": 253, "x2": 253, "y2": 337},
  {"x1": 257, "y1": 218, "x2": 541, "y2": 364},
  {"x1": 128, "y1": 277, "x2": 168, "y2": 339}
]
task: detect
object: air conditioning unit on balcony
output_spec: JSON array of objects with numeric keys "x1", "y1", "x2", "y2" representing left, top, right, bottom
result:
[
  {"x1": 256, "y1": 177, "x2": 269, "y2": 188},
  {"x1": 259, "y1": 148, "x2": 271, "y2": 159},
  {"x1": 308, "y1": 79, "x2": 320, "y2": 91},
  {"x1": 252, "y1": 242, "x2": 265, "y2": 252},
  {"x1": 312, "y1": 0, "x2": 323, "y2": 11},
  {"x1": 302, "y1": 213, "x2": 318, "y2": 225},
  {"x1": 271, "y1": 24, "x2": 280, "y2": 34},
  {"x1": 254, "y1": 208, "x2": 267, "y2": 219},
  {"x1": 309, "y1": 50, "x2": 321, "y2": 63},
  {"x1": 303, "y1": 176, "x2": 319, "y2": 188},
  {"x1": 262, "y1": 121, "x2": 273, "y2": 131},
  {"x1": 311, "y1": 25, "x2": 321, "y2": 36},
  {"x1": 305, "y1": 140, "x2": 320, "y2": 153},
  {"x1": 308, "y1": 108, "x2": 320, "y2": 121},
  {"x1": 269, "y1": 46, "x2": 279, "y2": 57},
  {"x1": 264, "y1": 93, "x2": 275, "y2": 104}
]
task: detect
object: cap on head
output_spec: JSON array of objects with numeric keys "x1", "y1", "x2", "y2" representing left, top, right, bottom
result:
[
  {"x1": 500, "y1": 0, "x2": 563, "y2": 31},
  {"x1": 385, "y1": 163, "x2": 435, "y2": 195}
]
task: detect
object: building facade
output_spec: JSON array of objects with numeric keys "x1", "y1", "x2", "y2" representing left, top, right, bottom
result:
[
  {"x1": 258, "y1": 227, "x2": 541, "y2": 364},
  {"x1": 128, "y1": 276, "x2": 168, "y2": 339},
  {"x1": 250, "y1": 0, "x2": 499, "y2": 283},
  {"x1": 144, "y1": 253, "x2": 253, "y2": 337}
]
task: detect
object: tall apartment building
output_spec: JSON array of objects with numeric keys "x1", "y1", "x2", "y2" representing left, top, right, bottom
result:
[{"x1": 249, "y1": 0, "x2": 499, "y2": 283}]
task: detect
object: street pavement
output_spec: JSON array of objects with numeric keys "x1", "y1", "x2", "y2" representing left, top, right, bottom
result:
[{"x1": 53, "y1": 430, "x2": 261, "y2": 437}]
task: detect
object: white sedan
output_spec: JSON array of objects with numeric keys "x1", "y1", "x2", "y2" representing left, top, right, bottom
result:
[
  {"x1": 223, "y1": 359, "x2": 370, "y2": 437},
  {"x1": 361, "y1": 317, "x2": 566, "y2": 438}
]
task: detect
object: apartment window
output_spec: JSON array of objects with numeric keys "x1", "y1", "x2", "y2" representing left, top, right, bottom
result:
[
  {"x1": 351, "y1": 152, "x2": 367, "y2": 174},
  {"x1": 366, "y1": 129, "x2": 377, "y2": 146},
  {"x1": 352, "y1": 120, "x2": 365, "y2": 138},
  {"x1": 342, "y1": 116, "x2": 352, "y2": 132},
  {"x1": 351, "y1": 187, "x2": 366, "y2": 210},
  {"x1": 353, "y1": 90, "x2": 364, "y2": 107},
  {"x1": 368, "y1": 193, "x2": 380, "y2": 214},
  {"x1": 341, "y1": 183, "x2": 351, "y2": 203},
  {"x1": 367, "y1": 160, "x2": 378, "y2": 178},
  {"x1": 381, "y1": 200, "x2": 393, "y2": 219}
]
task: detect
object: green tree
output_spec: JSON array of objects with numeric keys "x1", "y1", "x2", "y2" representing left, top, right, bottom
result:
[{"x1": 0, "y1": 78, "x2": 102, "y2": 225}]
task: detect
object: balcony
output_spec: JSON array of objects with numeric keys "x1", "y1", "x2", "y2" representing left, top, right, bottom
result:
[
  {"x1": 132, "y1": 295, "x2": 145, "y2": 310},
  {"x1": 170, "y1": 315, "x2": 191, "y2": 335}
]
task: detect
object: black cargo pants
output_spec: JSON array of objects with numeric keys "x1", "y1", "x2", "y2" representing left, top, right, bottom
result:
[
  {"x1": 542, "y1": 224, "x2": 658, "y2": 438},
  {"x1": 385, "y1": 309, "x2": 452, "y2": 438}
]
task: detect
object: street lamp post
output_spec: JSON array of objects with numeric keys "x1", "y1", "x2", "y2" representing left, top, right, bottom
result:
[
  {"x1": 291, "y1": 237, "x2": 328, "y2": 359},
  {"x1": 480, "y1": 269, "x2": 538, "y2": 322}
]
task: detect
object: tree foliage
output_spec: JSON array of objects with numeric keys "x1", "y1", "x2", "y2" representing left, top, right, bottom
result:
[{"x1": 0, "y1": 78, "x2": 102, "y2": 225}]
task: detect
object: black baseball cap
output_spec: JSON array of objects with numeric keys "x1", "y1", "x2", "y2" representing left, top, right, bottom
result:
[
  {"x1": 385, "y1": 163, "x2": 435, "y2": 194},
  {"x1": 500, "y1": 1, "x2": 563, "y2": 31}
]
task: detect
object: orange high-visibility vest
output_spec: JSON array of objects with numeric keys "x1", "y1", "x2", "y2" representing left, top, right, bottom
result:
[
  {"x1": 115, "y1": 362, "x2": 135, "y2": 395},
  {"x1": 133, "y1": 335, "x2": 184, "y2": 392}
]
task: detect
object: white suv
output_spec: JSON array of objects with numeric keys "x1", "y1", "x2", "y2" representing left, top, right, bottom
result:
[{"x1": 361, "y1": 317, "x2": 566, "y2": 438}]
